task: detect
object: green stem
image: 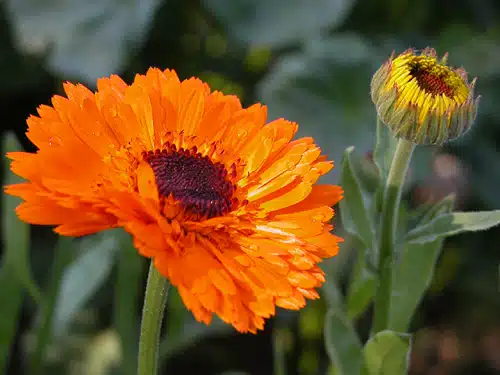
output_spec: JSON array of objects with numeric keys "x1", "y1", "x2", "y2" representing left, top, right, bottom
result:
[
  {"x1": 372, "y1": 137, "x2": 415, "y2": 334},
  {"x1": 137, "y1": 261, "x2": 170, "y2": 375}
]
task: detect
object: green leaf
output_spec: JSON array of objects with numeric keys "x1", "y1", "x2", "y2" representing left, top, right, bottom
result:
[
  {"x1": 406, "y1": 210, "x2": 500, "y2": 244},
  {"x1": 339, "y1": 147, "x2": 375, "y2": 249},
  {"x1": 373, "y1": 117, "x2": 398, "y2": 181},
  {"x1": 0, "y1": 133, "x2": 41, "y2": 302},
  {"x1": 389, "y1": 197, "x2": 454, "y2": 332},
  {"x1": 0, "y1": 133, "x2": 34, "y2": 372},
  {"x1": 416, "y1": 194, "x2": 456, "y2": 226},
  {"x1": 371, "y1": 117, "x2": 398, "y2": 222},
  {"x1": 346, "y1": 251, "x2": 376, "y2": 320},
  {"x1": 6, "y1": 0, "x2": 161, "y2": 83},
  {"x1": 324, "y1": 309, "x2": 364, "y2": 375},
  {"x1": 362, "y1": 330, "x2": 411, "y2": 375},
  {"x1": 404, "y1": 194, "x2": 455, "y2": 242},
  {"x1": 389, "y1": 239, "x2": 444, "y2": 332},
  {"x1": 204, "y1": 0, "x2": 355, "y2": 48},
  {"x1": 322, "y1": 279, "x2": 344, "y2": 308},
  {"x1": 52, "y1": 230, "x2": 120, "y2": 337}
]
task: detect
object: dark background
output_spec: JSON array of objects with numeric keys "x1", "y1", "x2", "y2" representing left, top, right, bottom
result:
[{"x1": 1, "y1": 1, "x2": 500, "y2": 374}]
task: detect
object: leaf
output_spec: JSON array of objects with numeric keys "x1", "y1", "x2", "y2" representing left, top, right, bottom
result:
[
  {"x1": 346, "y1": 251, "x2": 376, "y2": 320},
  {"x1": 0, "y1": 133, "x2": 34, "y2": 372},
  {"x1": 373, "y1": 117, "x2": 397, "y2": 181},
  {"x1": 324, "y1": 309, "x2": 364, "y2": 375},
  {"x1": 389, "y1": 239, "x2": 444, "y2": 332},
  {"x1": 52, "y1": 230, "x2": 120, "y2": 337},
  {"x1": 406, "y1": 210, "x2": 500, "y2": 244},
  {"x1": 389, "y1": 196, "x2": 454, "y2": 332},
  {"x1": 322, "y1": 279, "x2": 344, "y2": 308},
  {"x1": 405, "y1": 194, "x2": 455, "y2": 241},
  {"x1": 362, "y1": 330, "x2": 411, "y2": 375},
  {"x1": 371, "y1": 117, "x2": 398, "y2": 222},
  {"x1": 6, "y1": 0, "x2": 161, "y2": 83},
  {"x1": 339, "y1": 147, "x2": 375, "y2": 249},
  {"x1": 258, "y1": 35, "x2": 381, "y2": 178},
  {"x1": 417, "y1": 194, "x2": 456, "y2": 226},
  {"x1": 0, "y1": 133, "x2": 41, "y2": 302},
  {"x1": 204, "y1": 0, "x2": 355, "y2": 48}
]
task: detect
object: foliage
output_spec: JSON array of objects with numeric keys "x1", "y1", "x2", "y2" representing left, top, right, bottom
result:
[{"x1": 2, "y1": 0, "x2": 500, "y2": 374}]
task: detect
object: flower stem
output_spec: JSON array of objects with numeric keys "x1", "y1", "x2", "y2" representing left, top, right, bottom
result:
[
  {"x1": 372, "y1": 137, "x2": 415, "y2": 334},
  {"x1": 137, "y1": 261, "x2": 170, "y2": 375}
]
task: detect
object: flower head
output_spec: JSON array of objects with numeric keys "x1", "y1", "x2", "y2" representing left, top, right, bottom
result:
[
  {"x1": 371, "y1": 47, "x2": 479, "y2": 145},
  {"x1": 5, "y1": 68, "x2": 343, "y2": 333}
]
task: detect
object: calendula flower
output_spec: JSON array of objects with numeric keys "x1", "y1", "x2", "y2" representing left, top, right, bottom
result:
[
  {"x1": 371, "y1": 47, "x2": 479, "y2": 145},
  {"x1": 6, "y1": 68, "x2": 343, "y2": 333}
]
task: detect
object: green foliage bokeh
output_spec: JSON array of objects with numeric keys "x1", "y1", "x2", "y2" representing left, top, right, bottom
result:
[{"x1": 2, "y1": 1, "x2": 500, "y2": 374}]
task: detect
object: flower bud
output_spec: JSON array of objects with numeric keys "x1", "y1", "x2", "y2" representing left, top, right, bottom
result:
[{"x1": 371, "y1": 48, "x2": 479, "y2": 145}]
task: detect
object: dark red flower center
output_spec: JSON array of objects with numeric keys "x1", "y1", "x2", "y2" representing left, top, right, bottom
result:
[
  {"x1": 410, "y1": 66, "x2": 454, "y2": 97},
  {"x1": 143, "y1": 144, "x2": 235, "y2": 218}
]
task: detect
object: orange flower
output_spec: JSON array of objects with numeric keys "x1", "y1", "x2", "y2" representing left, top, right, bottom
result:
[{"x1": 5, "y1": 68, "x2": 343, "y2": 333}]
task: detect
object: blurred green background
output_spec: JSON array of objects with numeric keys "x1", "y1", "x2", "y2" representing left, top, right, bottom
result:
[{"x1": 1, "y1": 0, "x2": 500, "y2": 374}]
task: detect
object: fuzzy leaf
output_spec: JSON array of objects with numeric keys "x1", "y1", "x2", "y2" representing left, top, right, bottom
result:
[
  {"x1": 322, "y1": 279, "x2": 344, "y2": 308},
  {"x1": 362, "y1": 330, "x2": 411, "y2": 375},
  {"x1": 0, "y1": 133, "x2": 35, "y2": 372},
  {"x1": 324, "y1": 309, "x2": 364, "y2": 375},
  {"x1": 339, "y1": 147, "x2": 375, "y2": 249},
  {"x1": 389, "y1": 195, "x2": 455, "y2": 331},
  {"x1": 406, "y1": 210, "x2": 500, "y2": 244},
  {"x1": 373, "y1": 117, "x2": 397, "y2": 181},
  {"x1": 346, "y1": 251, "x2": 376, "y2": 320},
  {"x1": 389, "y1": 239, "x2": 444, "y2": 332},
  {"x1": 416, "y1": 194, "x2": 456, "y2": 226}
]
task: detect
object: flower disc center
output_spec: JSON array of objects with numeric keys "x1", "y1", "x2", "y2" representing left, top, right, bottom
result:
[
  {"x1": 144, "y1": 145, "x2": 234, "y2": 218},
  {"x1": 410, "y1": 65, "x2": 454, "y2": 97}
]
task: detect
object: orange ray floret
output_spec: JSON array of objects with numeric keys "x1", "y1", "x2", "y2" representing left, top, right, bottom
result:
[{"x1": 5, "y1": 68, "x2": 343, "y2": 333}]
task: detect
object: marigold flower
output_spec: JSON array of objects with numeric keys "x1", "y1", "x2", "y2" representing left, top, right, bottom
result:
[
  {"x1": 371, "y1": 47, "x2": 479, "y2": 145},
  {"x1": 5, "y1": 68, "x2": 343, "y2": 333}
]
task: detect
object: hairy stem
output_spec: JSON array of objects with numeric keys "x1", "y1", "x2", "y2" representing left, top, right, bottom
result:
[
  {"x1": 372, "y1": 137, "x2": 415, "y2": 334},
  {"x1": 137, "y1": 261, "x2": 170, "y2": 375}
]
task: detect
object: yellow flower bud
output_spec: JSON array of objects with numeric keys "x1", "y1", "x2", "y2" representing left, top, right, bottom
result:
[{"x1": 371, "y1": 47, "x2": 479, "y2": 145}]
